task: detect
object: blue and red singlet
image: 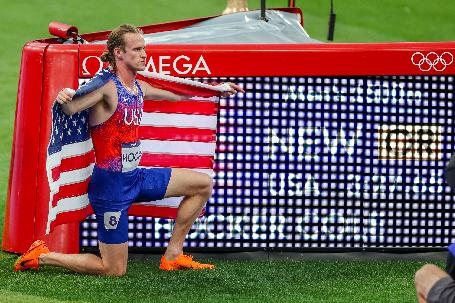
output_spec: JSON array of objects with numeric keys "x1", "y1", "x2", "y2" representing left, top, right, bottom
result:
[{"x1": 90, "y1": 74, "x2": 144, "y2": 172}]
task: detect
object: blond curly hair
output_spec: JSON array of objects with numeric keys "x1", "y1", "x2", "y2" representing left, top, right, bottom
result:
[{"x1": 100, "y1": 24, "x2": 143, "y2": 69}]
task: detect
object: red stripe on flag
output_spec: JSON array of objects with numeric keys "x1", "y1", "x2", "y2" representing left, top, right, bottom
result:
[
  {"x1": 52, "y1": 178, "x2": 91, "y2": 207},
  {"x1": 129, "y1": 205, "x2": 178, "y2": 219},
  {"x1": 139, "y1": 126, "x2": 216, "y2": 143},
  {"x1": 129, "y1": 205, "x2": 205, "y2": 218},
  {"x1": 140, "y1": 153, "x2": 214, "y2": 169},
  {"x1": 144, "y1": 100, "x2": 218, "y2": 115},
  {"x1": 51, "y1": 151, "x2": 95, "y2": 181},
  {"x1": 49, "y1": 205, "x2": 93, "y2": 232}
]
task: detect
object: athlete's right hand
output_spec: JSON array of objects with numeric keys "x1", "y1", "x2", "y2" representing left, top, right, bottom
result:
[{"x1": 56, "y1": 88, "x2": 76, "y2": 104}]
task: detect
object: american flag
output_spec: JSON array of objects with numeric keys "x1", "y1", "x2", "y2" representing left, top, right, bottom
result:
[{"x1": 46, "y1": 69, "x2": 224, "y2": 234}]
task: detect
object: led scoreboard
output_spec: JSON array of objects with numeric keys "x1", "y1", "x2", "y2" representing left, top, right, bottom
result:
[{"x1": 80, "y1": 51, "x2": 455, "y2": 250}]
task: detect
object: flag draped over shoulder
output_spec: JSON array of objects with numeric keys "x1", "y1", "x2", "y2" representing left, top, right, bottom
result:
[{"x1": 46, "y1": 68, "x2": 226, "y2": 234}]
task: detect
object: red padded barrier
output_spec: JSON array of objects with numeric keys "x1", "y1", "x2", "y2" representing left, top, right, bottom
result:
[
  {"x1": 2, "y1": 43, "x2": 47, "y2": 253},
  {"x1": 35, "y1": 45, "x2": 81, "y2": 253},
  {"x1": 78, "y1": 42, "x2": 455, "y2": 78}
]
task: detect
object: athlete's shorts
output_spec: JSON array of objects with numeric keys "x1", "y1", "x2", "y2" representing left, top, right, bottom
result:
[
  {"x1": 88, "y1": 166, "x2": 172, "y2": 244},
  {"x1": 427, "y1": 276, "x2": 455, "y2": 303}
]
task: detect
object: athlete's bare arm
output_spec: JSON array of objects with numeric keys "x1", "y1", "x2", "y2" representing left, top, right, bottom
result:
[
  {"x1": 137, "y1": 80, "x2": 186, "y2": 101},
  {"x1": 137, "y1": 80, "x2": 244, "y2": 101},
  {"x1": 56, "y1": 86, "x2": 105, "y2": 115}
]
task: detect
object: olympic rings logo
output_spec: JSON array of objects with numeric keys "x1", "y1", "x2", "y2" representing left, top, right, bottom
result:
[{"x1": 411, "y1": 51, "x2": 453, "y2": 72}]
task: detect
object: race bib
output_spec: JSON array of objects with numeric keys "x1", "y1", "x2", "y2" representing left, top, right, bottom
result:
[
  {"x1": 121, "y1": 141, "x2": 142, "y2": 172},
  {"x1": 104, "y1": 211, "x2": 121, "y2": 230}
]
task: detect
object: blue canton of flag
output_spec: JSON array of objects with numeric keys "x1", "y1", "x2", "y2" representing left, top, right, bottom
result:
[{"x1": 48, "y1": 107, "x2": 90, "y2": 156}]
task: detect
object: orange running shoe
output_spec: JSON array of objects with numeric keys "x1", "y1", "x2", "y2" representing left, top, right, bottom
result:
[
  {"x1": 159, "y1": 254, "x2": 215, "y2": 271},
  {"x1": 159, "y1": 256, "x2": 181, "y2": 271},
  {"x1": 14, "y1": 240, "x2": 49, "y2": 271}
]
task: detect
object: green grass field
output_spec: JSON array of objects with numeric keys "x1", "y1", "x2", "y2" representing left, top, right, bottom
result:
[
  {"x1": 1, "y1": 1, "x2": 454, "y2": 302},
  {"x1": 0, "y1": 254, "x2": 444, "y2": 303}
]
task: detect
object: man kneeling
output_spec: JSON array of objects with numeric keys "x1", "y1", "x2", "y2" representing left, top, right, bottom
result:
[{"x1": 13, "y1": 24, "x2": 243, "y2": 276}]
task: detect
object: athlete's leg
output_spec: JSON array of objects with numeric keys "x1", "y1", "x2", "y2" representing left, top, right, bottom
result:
[
  {"x1": 163, "y1": 168, "x2": 213, "y2": 260},
  {"x1": 415, "y1": 264, "x2": 449, "y2": 303},
  {"x1": 39, "y1": 242, "x2": 128, "y2": 276}
]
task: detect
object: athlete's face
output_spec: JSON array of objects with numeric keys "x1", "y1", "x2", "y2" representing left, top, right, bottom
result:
[{"x1": 117, "y1": 33, "x2": 146, "y2": 71}]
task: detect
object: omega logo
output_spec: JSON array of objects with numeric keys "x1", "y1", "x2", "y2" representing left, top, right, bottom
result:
[{"x1": 81, "y1": 54, "x2": 211, "y2": 76}]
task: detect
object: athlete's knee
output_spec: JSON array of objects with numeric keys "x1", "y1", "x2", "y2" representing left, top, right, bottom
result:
[
  {"x1": 103, "y1": 263, "x2": 127, "y2": 277},
  {"x1": 104, "y1": 267, "x2": 126, "y2": 277},
  {"x1": 199, "y1": 175, "x2": 213, "y2": 197}
]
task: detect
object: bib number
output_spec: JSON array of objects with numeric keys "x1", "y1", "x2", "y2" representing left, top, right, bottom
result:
[{"x1": 104, "y1": 211, "x2": 121, "y2": 230}]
